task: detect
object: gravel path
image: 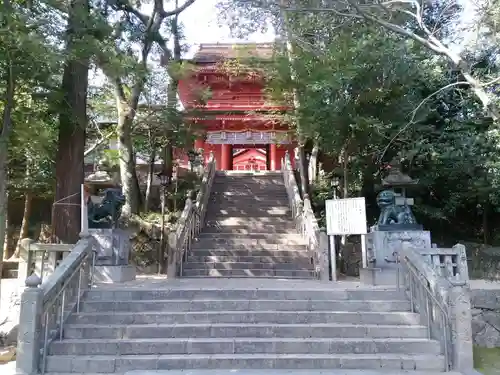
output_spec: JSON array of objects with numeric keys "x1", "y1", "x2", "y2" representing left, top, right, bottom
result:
[{"x1": 0, "y1": 279, "x2": 21, "y2": 345}]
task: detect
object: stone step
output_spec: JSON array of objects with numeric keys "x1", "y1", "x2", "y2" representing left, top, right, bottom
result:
[
  {"x1": 49, "y1": 337, "x2": 441, "y2": 356},
  {"x1": 194, "y1": 236, "x2": 305, "y2": 246},
  {"x1": 196, "y1": 232, "x2": 303, "y2": 240},
  {"x1": 211, "y1": 189, "x2": 288, "y2": 195},
  {"x1": 78, "y1": 299, "x2": 411, "y2": 314},
  {"x1": 216, "y1": 171, "x2": 282, "y2": 175},
  {"x1": 114, "y1": 370, "x2": 461, "y2": 375},
  {"x1": 213, "y1": 178, "x2": 284, "y2": 184},
  {"x1": 205, "y1": 212, "x2": 290, "y2": 218},
  {"x1": 213, "y1": 191, "x2": 289, "y2": 197},
  {"x1": 44, "y1": 353, "x2": 446, "y2": 372},
  {"x1": 209, "y1": 199, "x2": 290, "y2": 206},
  {"x1": 200, "y1": 227, "x2": 296, "y2": 234},
  {"x1": 210, "y1": 191, "x2": 288, "y2": 197},
  {"x1": 211, "y1": 185, "x2": 286, "y2": 191},
  {"x1": 189, "y1": 248, "x2": 308, "y2": 255},
  {"x1": 63, "y1": 322, "x2": 427, "y2": 340},
  {"x1": 209, "y1": 196, "x2": 290, "y2": 203},
  {"x1": 182, "y1": 269, "x2": 315, "y2": 278},
  {"x1": 211, "y1": 184, "x2": 286, "y2": 189},
  {"x1": 187, "y1": 255, "x2": 310, "y2": 263},
  {"x1": 205, "y1": 208, "x2": 290, "y2": 216},
  {"x1": 182, "y1": 262, "x2": 313, "y2": 271},
  {"x1": 205, "y1": 217, "x2": 295, "y2": 225},
  {"x1": 68, "y1": 311, "x2": 418, "y2": 325},
  {"x1": 84, "y1": 288, "x2": 406, "y2": 301}
]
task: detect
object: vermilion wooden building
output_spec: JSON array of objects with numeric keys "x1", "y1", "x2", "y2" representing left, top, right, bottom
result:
[{"x1": 178, "y1": 43, "x2": 296, "y2": 171}]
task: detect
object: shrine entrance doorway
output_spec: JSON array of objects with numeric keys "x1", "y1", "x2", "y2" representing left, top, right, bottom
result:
[{"x1": 232, "y1": 146, "x2": 268, "y2": 171}]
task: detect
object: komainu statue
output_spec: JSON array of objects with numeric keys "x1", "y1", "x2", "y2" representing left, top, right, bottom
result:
[
  {"x1": 376, "y1": 189, "x2": 417, "y2": 226},
  {"x1": 87, "y1": 188, "x2": 126, "y2": 229}
]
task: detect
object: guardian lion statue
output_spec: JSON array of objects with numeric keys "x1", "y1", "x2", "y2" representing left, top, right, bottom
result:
[{"x1": 376, "y1": 189, "x2": 417, "y2": 226}]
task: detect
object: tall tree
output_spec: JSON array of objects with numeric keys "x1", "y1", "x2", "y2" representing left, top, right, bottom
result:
[
  {"x1": 95, "y1": 0, "x2": 197, "y2": 215},
  {"x1": 218, "y1": 0, "x2": 500, "y2": 121},
  {"x1": 53, "y1": 0, "x2": 91, "y2": 243}
]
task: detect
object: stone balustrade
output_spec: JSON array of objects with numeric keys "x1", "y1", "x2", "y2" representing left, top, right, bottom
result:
[
  {"x1": 418, "y1": 244, "x2": 469, "y2": 281},
  {"x1": 16, "y1": 235, "x2": 98, "y2": 375},
  {"x1": 18, "y1": 239, "x2": 74, "y2": 285},
  {"x1": 281, "y1": 151, "x2": 328, "y2": 281},
  {"x1": 399, "y1": 244, "x2": 474, "y2": 373},
  {"x1": 169, "y1": 152, "x2": 216, "y2": 278}
]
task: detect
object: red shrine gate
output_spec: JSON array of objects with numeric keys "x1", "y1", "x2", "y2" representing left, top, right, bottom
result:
[{"x1": 178, "y1": 43, "x2": 296, "y2": 171}]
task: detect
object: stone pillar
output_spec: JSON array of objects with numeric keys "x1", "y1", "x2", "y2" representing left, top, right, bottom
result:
[
  {"x1": 17, "y1": 238, "x2": 34, "y2": 286},
  {"x1": 221, "y1": 144, "x2": 232, "y2": 170},
  {"x1": 318, "y1": 230, "x2": 330, "y2": 281},
  {"x1": 269, "y1": 143, "x2": 277, "y2": 171},
  {"x1": 449, "y1": 283, "x2": 474, "y2": 372},
  {"x1": 16, "y1": 275, "x2": 43, "y2": 375}
]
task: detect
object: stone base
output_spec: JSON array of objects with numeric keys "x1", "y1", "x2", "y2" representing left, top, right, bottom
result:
[
  {"x1": 367, "y1": 229, "x2": 431, "y2": 266},
  {"x1": 94, "y1": 265, "x2": 136, "y2": 283},
  {"x1": 360, "y1": 267, "x2": 400, "y2": 286}
]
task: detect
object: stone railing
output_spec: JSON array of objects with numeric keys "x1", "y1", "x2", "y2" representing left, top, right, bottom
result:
[
  {"x1": 18, "y1": 240, "x2": 73, "y2": 284},
  {"x1": 398, "y1": 245, "x2": 473, "y2": 373},
  {"x1": 281, "y1": 151, "x2": 328, "y2": 280},
  {"x1": 168, "y1": 152, "x2": 216, "y2": 277},
  {"x1": 16, "y1": 235, "x2": 98, "y2": 375},
  {"x1": 419, "y1": 244, "x2": 469, "y2": 281}
]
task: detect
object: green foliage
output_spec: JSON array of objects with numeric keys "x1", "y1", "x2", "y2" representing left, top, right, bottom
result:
[
  {"x1": 1, "y1": 1, "x2": 62, "y2": 200},
  {"x1": 221, "y1": 0, "x2": 500, "y2": 243}
]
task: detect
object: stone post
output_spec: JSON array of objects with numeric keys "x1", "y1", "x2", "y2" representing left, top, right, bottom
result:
[
  {"x1": 17, "y1": 238, "x2": 34, "y2": 287},
  {"x1": 449, "y1": 283, "x2": 474, "y2": 372},
  {"x1": 318, "y1": 230, "x2": 329, "y2": 281},
  {"x1": 16, "y1": 274, "x2": 43, "y2": 375}
]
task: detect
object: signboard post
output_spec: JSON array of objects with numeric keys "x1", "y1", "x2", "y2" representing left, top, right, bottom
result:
[
  {"x1": 81, "y1": 184, "x2": 89, "y2": 236},
  {"x1": 325, "y1": 197, "x2": 367, "y2": 281}
]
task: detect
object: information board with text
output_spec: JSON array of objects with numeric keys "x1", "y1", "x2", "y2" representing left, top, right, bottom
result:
[{"x1": 325, "y1": 197, "x2": 367, "y2": 236}]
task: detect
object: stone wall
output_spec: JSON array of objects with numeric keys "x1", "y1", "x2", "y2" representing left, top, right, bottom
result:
[{"x1": 471, "y1": 284, "x2": 500, "y2": 348}]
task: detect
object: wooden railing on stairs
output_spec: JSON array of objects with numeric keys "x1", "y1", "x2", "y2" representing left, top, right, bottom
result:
[
  {"x1": 168, "y1": 151, "x2": 216, "y2": 277},
  {"x1": 281, "y1": 151, "x2": 329, "y2": 280}
]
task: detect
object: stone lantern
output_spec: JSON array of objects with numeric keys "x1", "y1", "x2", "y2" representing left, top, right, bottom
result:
[
  {"x1": 375, "y1": 159, "x2": 421, "y2": 231},
  {"x1": 360, "y1": 158, "x2": 432, "y2": 286}
]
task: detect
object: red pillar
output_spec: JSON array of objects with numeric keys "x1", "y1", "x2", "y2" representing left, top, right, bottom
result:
[
  {"x1": 269, "y1": 143, "x2": 277, "y2": 171},
  {"x1": 221, "y1": 144, "x2": 232, "y2": 170}
]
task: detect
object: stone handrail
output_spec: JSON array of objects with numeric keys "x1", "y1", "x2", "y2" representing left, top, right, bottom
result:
[
  {"x1": 398, "y1": 244, "x2": 473, "y2": 373},
  {"x1": 281, "y1": 151, "x2": 328, "y2": 280},
  {"x1": 18, "y1": 239, "x2": 74, "y2": 284},
  {"x1": 167, "y1": 152, "x2": 216, "y2": 277},
  {"x1": 16, "y1": 235, "x2": 98, "y2": 375},
  {"x1": 418, "y1": 244, "x2": 469, "y2": 281}
]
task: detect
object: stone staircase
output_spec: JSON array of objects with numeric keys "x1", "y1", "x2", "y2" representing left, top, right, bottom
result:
[
  {"x1": 182, "y1": 172, "x2": 315, "y2": 278},
  {"x1": 44, "y1": 279, "x2": 448, "y2": 373},
  {"x1": 40, "y1": 171, "x2": 450, "y2": 374}
]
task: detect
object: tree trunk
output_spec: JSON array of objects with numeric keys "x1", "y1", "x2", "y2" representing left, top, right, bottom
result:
[
  {"x1": 53, "y1": 0, "x2": 89, "y2": 244},
  {"x1": 116, "y1": 108, "x2": 142, "y2": 215},
  {"x1": 144, "y1": 148, "x2": 156, "y2": 212},
  {"x1": 13, "y1": 191, "x2": 33, "y2": 259},
  {"x1": 482, "y1": 200, "x2": 491, "y2": 245},
  {"x1": 0, "y1": 44, "x2": 15, "y2": 309},
  {"x1": 297, "y1": 144, "x2": 309, "y2": 197}
]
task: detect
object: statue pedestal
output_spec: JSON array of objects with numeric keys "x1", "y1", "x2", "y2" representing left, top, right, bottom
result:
[
  {"x1": 94, "y1": 265, "x2": 136, "y2": 283},
  {"x1": 360, "y1": 227, "x2": 431, "y2": 286},
  {"x1": 89, "y1": 228, "x2": 136, "y2": 283}
]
